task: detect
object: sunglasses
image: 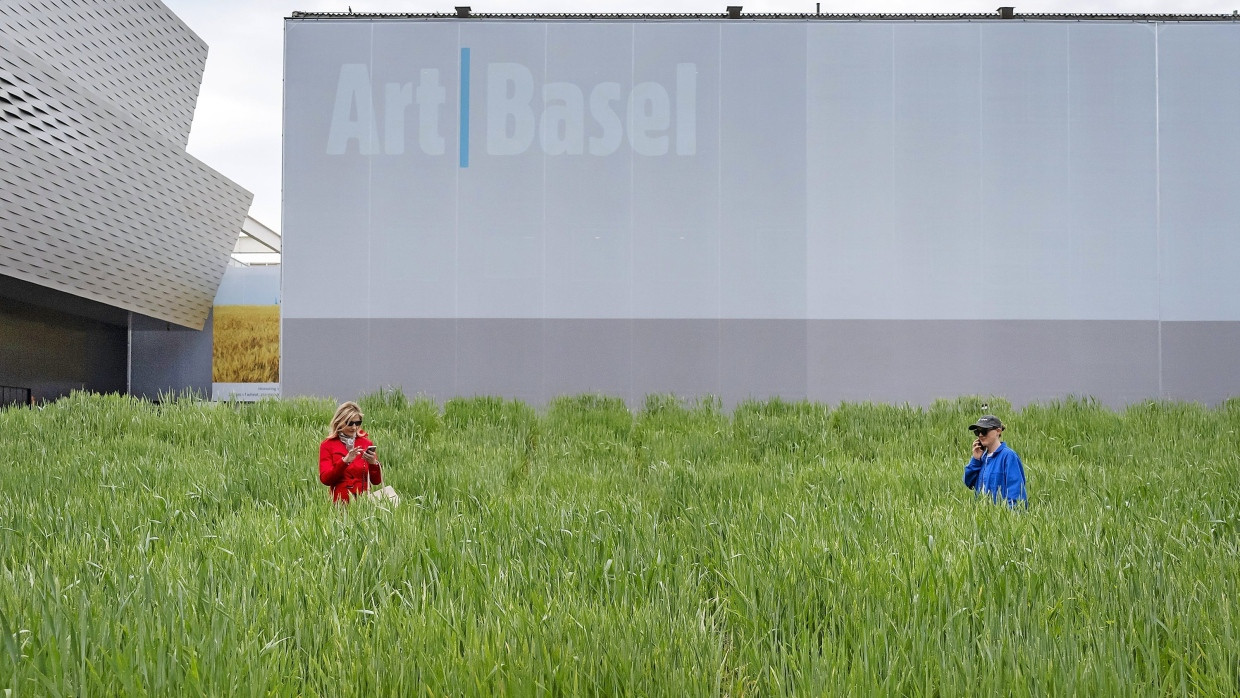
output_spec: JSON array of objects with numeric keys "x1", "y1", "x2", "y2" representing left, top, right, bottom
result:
[
  {"x1": 973, "y1": 428, "x2": 991, "y2": 436},
  {"x1": 345, "y1": 419, "x2": 363, "y2": 427}
]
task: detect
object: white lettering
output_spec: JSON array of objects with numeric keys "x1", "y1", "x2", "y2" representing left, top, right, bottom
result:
[
  {"x1": 383, "y1": 83, "x2": 413, "y2": 155},
  {"x1": 541, "y1": 83, "x2": 584, "y2": 155},
  {"x1": 326, "y1": 64, "x2": 379, "y2": 155},
  {"x1": 486, "y1": 63, "x2": 535, "y2": 156},
  {"x1": 416, "y1": 68, "x2": 446, "y2": 156},
  {"x1": 325, "y1": 61, "x2": 700, "y2": 160},
  {"x1": 675, "y1": 63, "x2": 697, "y2": 156},
  {"x1": 588, "y1": 82, "x2": 623, "y2": 156},
  {"x1": 627, "y1": 82, "x2": 670, "y2": 157}
]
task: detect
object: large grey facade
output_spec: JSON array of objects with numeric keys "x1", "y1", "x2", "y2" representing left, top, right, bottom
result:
[
  {"x1": 283, "y1": 13, "x2": 1240, "y2": 407},
  {"x1": 0, "y1": 0, "x2": 252, "y2": 402}
]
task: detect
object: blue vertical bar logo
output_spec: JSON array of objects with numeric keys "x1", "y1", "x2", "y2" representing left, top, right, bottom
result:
[{"x1": 459, "y1": 47, "x2": 471, "y2": 168}]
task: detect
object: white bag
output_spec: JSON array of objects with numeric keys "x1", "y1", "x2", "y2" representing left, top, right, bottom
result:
[{"x1": 365, "y1": 485, "x2": 401, "y2": 506}]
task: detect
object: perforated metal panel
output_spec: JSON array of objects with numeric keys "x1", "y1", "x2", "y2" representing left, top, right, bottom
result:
[
  {"x1": 0, "y1": 27, "x2": 251, "y2": 329},
  {"x1": 0, "y1": 0, "x2": 206, "y2": 147}
]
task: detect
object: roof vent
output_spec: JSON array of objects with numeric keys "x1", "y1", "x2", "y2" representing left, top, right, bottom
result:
[
  {"x1": 455, "y1": 6, "x2": 471, "y2": 17},
  {"x1": 727, "y1": 5, "x2": 742, "y2": 18},
  {"x1": 998, "y1": 6, "x2": 1015, "y2": 18}
]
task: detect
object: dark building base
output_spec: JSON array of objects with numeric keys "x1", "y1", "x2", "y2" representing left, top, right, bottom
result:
[{"x1": 0, "y1": 274, "x2": 212, "y2": 402}]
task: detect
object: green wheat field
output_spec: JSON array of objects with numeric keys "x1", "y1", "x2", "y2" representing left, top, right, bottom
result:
[{"x1": 1, "y1": 391, "x2": 1237, "y2": 696}]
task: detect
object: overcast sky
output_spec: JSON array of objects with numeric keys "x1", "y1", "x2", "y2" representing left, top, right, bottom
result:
[{"x1": 160, "y1": 0, "x2": 1234, "y2": 234}]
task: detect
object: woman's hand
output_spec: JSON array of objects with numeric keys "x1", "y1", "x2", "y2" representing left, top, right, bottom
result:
[
  {"x1": 343, "y1": 445, "x2": 363, "y2": 464},
  {"x1": 362, "y1": 446, "x2": 378, "y2": 465},
  {"x1": 971, "y1": 438, "x2": 984, "y2": 460}
]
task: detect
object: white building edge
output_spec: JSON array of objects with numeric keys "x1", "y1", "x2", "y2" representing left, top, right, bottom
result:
[{"x1": 232, "y1": 216, "x2": 281, "y2": 267}]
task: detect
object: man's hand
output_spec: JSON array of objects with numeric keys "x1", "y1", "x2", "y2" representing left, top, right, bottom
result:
[{"x1": 972, "y1": 438, "x2": 984, "y2": 460}]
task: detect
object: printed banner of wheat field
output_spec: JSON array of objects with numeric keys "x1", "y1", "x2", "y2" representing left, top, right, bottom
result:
[{"x1": 212, "y1": 266, "x2": 280, "y2": 400}]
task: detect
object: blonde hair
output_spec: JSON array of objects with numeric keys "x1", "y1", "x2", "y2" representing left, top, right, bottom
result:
[{"x1": 328, "y1": 401, "x2": 363, "y2": 438}]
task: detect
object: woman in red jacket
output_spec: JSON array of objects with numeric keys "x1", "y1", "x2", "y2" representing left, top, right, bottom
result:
[{"x1": 319, "y1": 401, "x2": 383, "y2": 502}]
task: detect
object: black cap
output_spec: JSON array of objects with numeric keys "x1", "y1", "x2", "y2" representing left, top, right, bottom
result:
[{"x1": 968, "y1": 415, "x2": 1004, "y2": 432}]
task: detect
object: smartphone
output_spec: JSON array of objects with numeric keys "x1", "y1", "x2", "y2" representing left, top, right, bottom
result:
[{"x1": 365, "y1": 445, "x2": 377, "y2": 454}]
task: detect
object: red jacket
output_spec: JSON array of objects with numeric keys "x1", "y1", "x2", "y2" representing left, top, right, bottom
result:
[{"x1": 319, "y1": 431, "x2": 382, "y2": 502}]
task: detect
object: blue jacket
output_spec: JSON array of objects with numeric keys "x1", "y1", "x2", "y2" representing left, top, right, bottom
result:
[{"x1": 964, "y1": 442, "x2": 1027, "y2": 505}]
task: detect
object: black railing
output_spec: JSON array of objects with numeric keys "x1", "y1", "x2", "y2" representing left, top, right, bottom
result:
[{"x1": 1, "y1": 385, "x2": 32, "y2": 408}]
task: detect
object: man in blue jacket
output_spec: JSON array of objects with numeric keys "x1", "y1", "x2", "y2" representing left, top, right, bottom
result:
[{"x1": 963, "y1": 415, "x2": 1028, "y2": 506}]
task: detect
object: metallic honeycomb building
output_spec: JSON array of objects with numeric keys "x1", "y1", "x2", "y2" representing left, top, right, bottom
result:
[{"x1": 0, "y1": 0, "x2": 252, "y2": 403}]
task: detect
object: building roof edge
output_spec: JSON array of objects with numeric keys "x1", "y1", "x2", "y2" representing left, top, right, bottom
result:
[{"x1": 287, "y1": 10, "x2": 1240, "y2": 22}]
